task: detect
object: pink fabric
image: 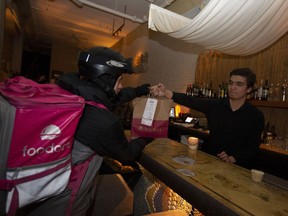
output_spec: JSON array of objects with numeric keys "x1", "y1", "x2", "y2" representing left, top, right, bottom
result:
[
  {"x1": 85, "y1": 101, "x2": 107, "y2": 110},
  {"x1": 7, "y1": 107, "x2": 82, "y2": 167},
  {"x1": 0, "y1": 76, "x2": 85, "y2": 214},
  {"x1": 0, "y1": 76, "x2": 84, "y2": 107},
  {"x1": 0, "y1": 76, "x2": 85, "y2": 168},
  {"x1": 131, "y1": 118, "x2": 169, "y2": 138}
]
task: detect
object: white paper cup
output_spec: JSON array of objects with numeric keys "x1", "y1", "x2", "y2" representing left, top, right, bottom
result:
[
  {"x1": 251, "y1": 169, "x2": 264, "y2": 182},
  {"x1": 188, "y1": 137, "x2": 199, "y2": 150},
  {"x1": 188, "y1": 144, "x2": 198, "y2": 150},
  {"x1": 188, "y1": 137, "x2": 199, "y2": 145}
]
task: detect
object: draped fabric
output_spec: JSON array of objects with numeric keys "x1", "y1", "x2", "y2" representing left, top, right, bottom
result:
[{"x1": 148, "y1": 0, "x2": 288, "y2": 56}]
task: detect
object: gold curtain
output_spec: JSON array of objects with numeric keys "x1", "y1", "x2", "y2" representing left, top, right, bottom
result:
[
  {"x1": 194, "y1": 31, "x2": 288, "y2": 137},
  {"x1": 195, "y1": 32, "x2": 288, "y2": 89}
]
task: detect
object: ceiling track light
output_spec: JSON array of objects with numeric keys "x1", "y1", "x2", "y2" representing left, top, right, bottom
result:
[
  {"x1": 112, "y1": 5, "x2": 126, "y2": 39},
  {"x1": 112, "y1": 23, "x2": 124, "y2": 38}
]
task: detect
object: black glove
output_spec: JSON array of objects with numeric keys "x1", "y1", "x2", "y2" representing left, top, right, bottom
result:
[
  {"x1": 135, "y1": 84, "x2": 151, "y2": 97},
  {"x1": 141, "y1": 137, "x2": 154, "y2": 145}
]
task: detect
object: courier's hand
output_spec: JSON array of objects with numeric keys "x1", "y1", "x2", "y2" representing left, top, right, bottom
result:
[
  {"x1": 150, "y1": 83, "x2": 173, "y2": 99},
  {"x1": 141, "y1": 137, "x2": 154, "y2": 145},
  {"x1": 136, "y1": 84, "x2": 151, "y2": 97},
  {"x1": 217, "y1": 151, "x2": 236, "y2": 163}
]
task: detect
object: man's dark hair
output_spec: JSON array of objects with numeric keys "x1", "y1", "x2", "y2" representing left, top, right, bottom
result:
[{"x1": 230, "y1": 68, "x2": 256, "y2": 88}]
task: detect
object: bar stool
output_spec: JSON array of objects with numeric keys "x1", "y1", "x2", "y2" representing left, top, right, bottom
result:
[{"x1": 88, "y1": 174, "x2": 134, "y2": 216}]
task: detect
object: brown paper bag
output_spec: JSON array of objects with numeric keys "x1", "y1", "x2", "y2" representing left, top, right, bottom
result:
[{"x1": 131, "y1": 96, "x2": 173, "y2": 139}]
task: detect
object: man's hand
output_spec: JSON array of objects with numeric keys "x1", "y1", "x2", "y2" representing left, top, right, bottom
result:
[
  {"x1": 217, "y1": 151, "x2": 236, "y2": 163},
  {"x1": 149, "y1": 83, "x2": 173, "y2": 99}
]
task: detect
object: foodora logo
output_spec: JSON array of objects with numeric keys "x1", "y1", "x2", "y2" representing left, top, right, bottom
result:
[
  {"x1": 22, "y1": 124, "x2": 71, "y2": 157},
  {"x1": 40, "y1": 124, "x2": 61, "y2": 140}
]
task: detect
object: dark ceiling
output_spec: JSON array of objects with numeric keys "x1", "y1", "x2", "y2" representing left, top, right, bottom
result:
[{"x1": 5, "y1": 0, "x2": 202, "y2": 54}]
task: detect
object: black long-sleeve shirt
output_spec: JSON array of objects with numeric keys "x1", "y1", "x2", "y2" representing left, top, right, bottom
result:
[
  {"x1": 58, "y1": 73, "x2": 150, "y2": 163},
  {"x1": 173, "y1": 92, "x2": 265, "y2": 168}
]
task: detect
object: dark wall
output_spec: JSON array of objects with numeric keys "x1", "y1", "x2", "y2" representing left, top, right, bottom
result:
[{"x1": 21, "y1": 50, "x2": 51, "y2": 83}]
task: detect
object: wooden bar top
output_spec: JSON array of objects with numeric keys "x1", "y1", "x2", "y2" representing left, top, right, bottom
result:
[{"x1": 138, "y1": 138, "x2": 288, "y2": 216}]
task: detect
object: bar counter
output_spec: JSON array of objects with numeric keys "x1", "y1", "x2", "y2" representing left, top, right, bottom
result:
[
  {"x1": 137, "y1": 138, "x2": 288, "y2": 216},
  {"x1": 168, "y1": 123, "x2": 288, "y2": 180}
]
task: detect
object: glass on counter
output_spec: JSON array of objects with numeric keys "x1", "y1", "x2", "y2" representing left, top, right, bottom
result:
[{"x1": 264, "y1": 132, "x2": 273, "y2": 145}]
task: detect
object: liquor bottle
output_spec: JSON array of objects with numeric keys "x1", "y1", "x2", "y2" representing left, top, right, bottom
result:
[
  {"x1": 199, "y1": 82, "x2": 203, "y2": 98},
  {"x1": 208, "y1": 81, "x2": 212, "y2": 98},
  {"x1": 220, "y1": 82, "x2": 225, "y2": 98},
  {"x1": 193, "y1": 82, "x2": 199, "y2": 98},
  {"x1": 282, "y1": 79, "x2": 287, "y2": 102},
  {"x1": 217, "y1": 84, "x2": 221, "y2": 98},
  {"x1": 224, "y1": 82, "x2": 228, "y2": 98},
  {"x1": 268, "y1": 83, "x2": 274, "y2": 101},
  {"x1": 253, "y1": 82, "x2": 258, "y2": 100},
  {"x1": 262, "y1": 79, "x2": 269, "y2": 100},
  {"x1": 257, "y1": 79, "x2": 264, "y2": 100},
  {"x1": 274, "y1": 83, "x2": 281, "y2": 101},
  {"x1": 202, "y1": 82, "x2": 207, "y2": 98},
  {"x1": 190, "y1": 84, "x2": 194, "y2": 97},
  {"x1": 186, "y1": 84, "x2": 191, "y2": 96}
]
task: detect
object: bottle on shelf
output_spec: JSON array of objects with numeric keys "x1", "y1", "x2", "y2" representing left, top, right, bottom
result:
[
  {"x1": 208, "y1": 80, "x2": 213, "y2": 98},
  {"x1": 224, "y1": 82, "x2": 228, "y2": 98},
  {"x1": 186, "y1": 84, "x2": 191, "y2": 96},
  {"x1": 220, "y1": 82, "x2": 225, "y2": 98},
  {"x1": 252, "y1": 82, "x2": 258, "y2": 100},
  {"x1": 199, "y1": 82, "x2": 204, "y2": 98},
  {"x1": 268, "y1": 83, "x2": 274, "y2": 101},
  {"x1": 217, "y1": 84, "x2": 221, "y2": 98},
  {"x1": 193, "y1": 82, "x2": 199, "y2": 98},
  {"x1": 262, "y1": 79, "x2": 269, "y2": 101},
  {"x1": 190, "y1": 84, "x2": 194, "y2": 97},
  {"x1": 274, "y1": 83, "x2": 281, "y2": 101},
  {"x1": 257, "y1": 79, "x2": 264, "y2": 100},
  {"x1": 282, "y1": 79, "x2": 287, "y2": 102},
  {"x1": 202, "y1": 82, "x2": 207, "y2": 98}
]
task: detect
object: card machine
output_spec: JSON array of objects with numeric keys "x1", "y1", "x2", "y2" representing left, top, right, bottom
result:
[{"x1": 184, "y1": 117, "x2": 199, "y2": 124}]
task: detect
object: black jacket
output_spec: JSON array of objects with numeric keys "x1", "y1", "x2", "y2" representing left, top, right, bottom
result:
[{"x1": 58, "y1": 73, "x2": 150, "y2": 163}]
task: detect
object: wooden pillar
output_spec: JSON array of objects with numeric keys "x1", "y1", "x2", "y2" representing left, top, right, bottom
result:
[{"x1": 0, "y1": 0, "x2": 6, "y2": 72}]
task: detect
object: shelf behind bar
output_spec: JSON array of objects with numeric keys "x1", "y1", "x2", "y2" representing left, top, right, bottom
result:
[{"x1": 248, "y1": 99, "x2": 288, "y2": 108}]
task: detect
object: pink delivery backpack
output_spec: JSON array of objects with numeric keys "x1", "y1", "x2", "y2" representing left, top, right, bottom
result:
[{"x1": 0, "y1": 76, "x2": 85, "y2": 215}]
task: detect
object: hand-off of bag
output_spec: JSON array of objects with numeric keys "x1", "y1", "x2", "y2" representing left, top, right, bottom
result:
[
  {"x1": 135, "y1": 84, "x2": 151, "y2": 97},
  {"x1": 131, "y1": 96, "x2": 173, "y2": 139}
]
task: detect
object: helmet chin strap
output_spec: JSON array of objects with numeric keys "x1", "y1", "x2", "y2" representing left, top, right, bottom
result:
[
  {"x1": 107, "y1": 88, "x2": 117, "y2": 99},
  {"x1": 92, "y1": 77, "x2": 117, "y2": 99}
]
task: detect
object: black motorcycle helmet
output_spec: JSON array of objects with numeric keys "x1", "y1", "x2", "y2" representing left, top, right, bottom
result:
[{"x1": 78, "y1": 46, "x2": 133, "y2": 96}]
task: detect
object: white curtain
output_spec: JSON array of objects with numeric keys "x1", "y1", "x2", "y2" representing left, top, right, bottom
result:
[{"x1": 148, "y1": 0, "x2": 288, "y2": 56}]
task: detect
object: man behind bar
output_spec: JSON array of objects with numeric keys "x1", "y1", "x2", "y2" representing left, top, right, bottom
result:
[{"x1": 150, "y1": 68, "x2": 265, "y2": 169}]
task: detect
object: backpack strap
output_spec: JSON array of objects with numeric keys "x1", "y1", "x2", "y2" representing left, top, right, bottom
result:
[
  {"x1": 65, "y1": 100, "x2": 105, "y2": 215},
  {"x1": 65, "y1": 153, "x2": 97, "y2": 216},
  {"x1": 85, "y1": 101, "x2": 108, "y2": 110}
]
